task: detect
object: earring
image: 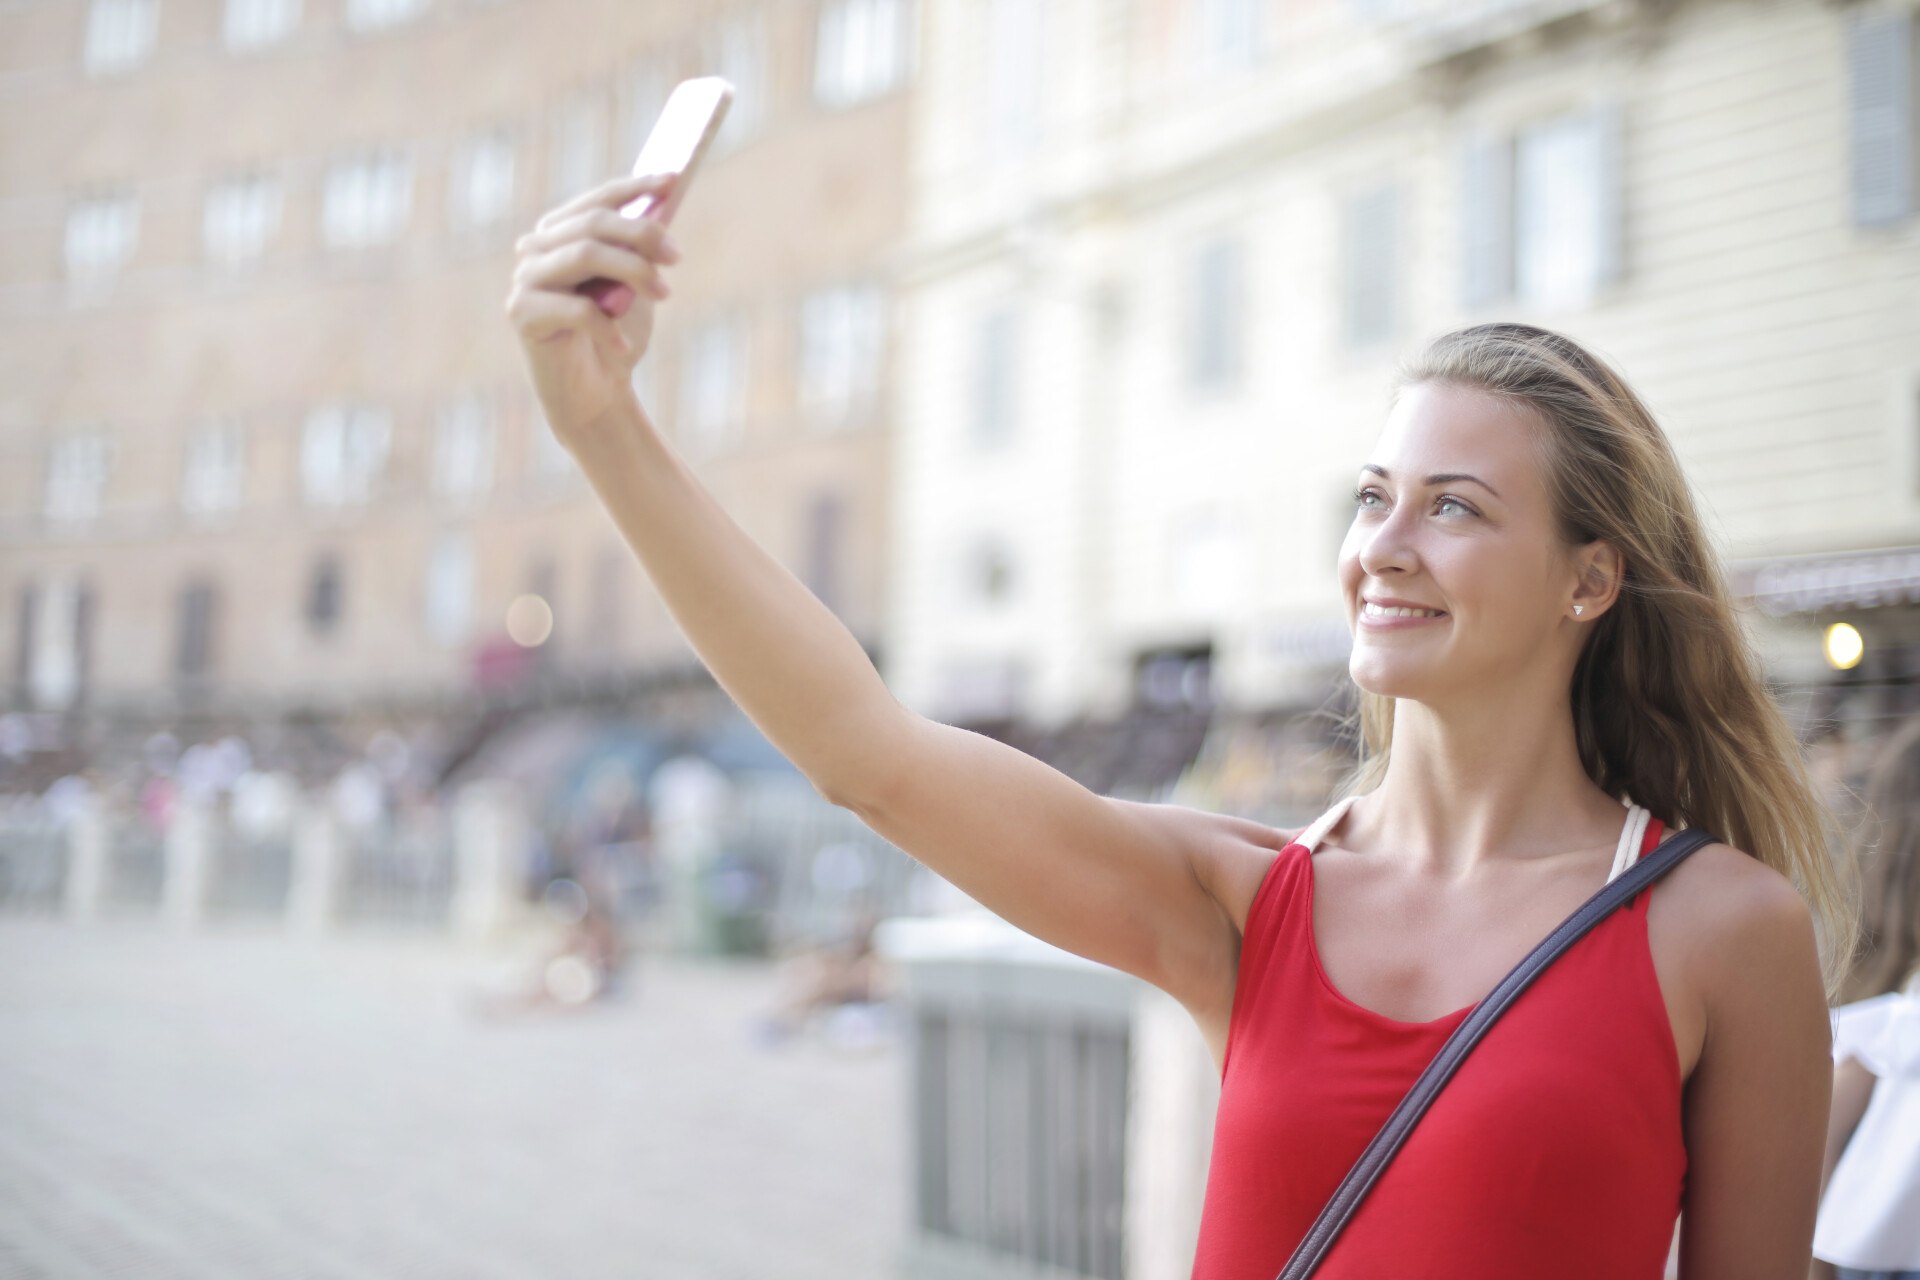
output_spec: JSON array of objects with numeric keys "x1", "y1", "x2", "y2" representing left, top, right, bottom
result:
[{"x1": 1573, "y1": 605, "x2": 1586, "y2": 617}]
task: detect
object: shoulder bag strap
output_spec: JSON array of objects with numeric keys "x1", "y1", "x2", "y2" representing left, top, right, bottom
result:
[{"x1": 1276, "y1": 825, "x2": 1720, "y2": 1280}]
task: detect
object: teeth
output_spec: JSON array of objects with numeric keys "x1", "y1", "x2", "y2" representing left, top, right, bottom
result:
[{"x1": 1365, "y1": 602, "x2": 1445, "y2": 618}]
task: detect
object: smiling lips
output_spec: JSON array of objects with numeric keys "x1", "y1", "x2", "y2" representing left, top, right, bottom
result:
[{"x1": 1359, "y1": 599, "x2": 1449, "y2": 627}]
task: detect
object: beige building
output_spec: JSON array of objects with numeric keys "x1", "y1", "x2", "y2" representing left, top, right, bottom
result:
[
  {"x1": 1, "y1": 0, "x2": 914, "y2": 745},
  {"x1": 890, "y1": 0, "x2": 1920, "y2": 740}
]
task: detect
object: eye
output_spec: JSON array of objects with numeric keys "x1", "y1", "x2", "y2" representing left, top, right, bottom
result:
[{"x1": 1351, "y1": 487, "x2": 1477, "y2": 518}]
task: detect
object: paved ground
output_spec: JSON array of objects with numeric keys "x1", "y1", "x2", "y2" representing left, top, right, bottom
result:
[{"x1": 0, "y1": 916, "x2": 907, "y2": 1280}]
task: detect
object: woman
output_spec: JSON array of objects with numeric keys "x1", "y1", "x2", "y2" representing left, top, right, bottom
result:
[
  {"x1": 1815, "y1": 714, "x2": 1920, "y2": 1280},
  {"x1": 506, "y1": 172, "x2": 1857, "y2": 1278}
]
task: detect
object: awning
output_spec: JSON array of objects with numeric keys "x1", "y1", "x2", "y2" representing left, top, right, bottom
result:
[{"x1": 1726, "y1": 545, "x2": 1920, "y2": 617}]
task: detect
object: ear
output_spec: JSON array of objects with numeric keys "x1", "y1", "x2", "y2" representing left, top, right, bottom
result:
[{"x1": 1569, "y1": 539, "x2": 1624, "y2": 622}]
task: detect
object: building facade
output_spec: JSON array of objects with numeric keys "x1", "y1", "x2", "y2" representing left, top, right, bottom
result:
[
  {"x1": 890, "y1": 0, "x2": 1920, "y2": 744},
  {"x1": 2, "y1": 0, "x2": 915, "y2": 751}
]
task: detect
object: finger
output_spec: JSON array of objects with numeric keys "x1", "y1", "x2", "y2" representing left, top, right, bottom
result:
[
  {"x1": 516, "y1": 239, "x2": 662, "y2": 300},
  {"x1": 532, "y1": 171, "x2": 677, "y2": 236},
  {"x1": 506, "y1": 288, "x2": 604, "y2": 345},
  {"x1": 508, "y1": 289, "x2": 632, "y2": 369},
  {"x1": 517, "y1": 206, "x2": 681, "y2": 265}
]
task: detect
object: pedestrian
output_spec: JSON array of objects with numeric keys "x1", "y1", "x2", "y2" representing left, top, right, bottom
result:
[
  {"x1": 508, "y1": 176, "x2": 1855, "y2": 1277},
  {"x1": 1814, "y1": 713, "x2": 1920, "y2": 1280}
]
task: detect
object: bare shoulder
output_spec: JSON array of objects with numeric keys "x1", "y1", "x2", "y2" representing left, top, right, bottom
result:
[
  {"x1": 1656, "y1": 837, "x2": 1817, "y2": 974},
  {"x1": 1184, "y1": 814, "x2": 1304, "y2": 937},
  {"x1": 1655, "y1": 836, "x2": 1826, "y2": 1056},
  {"x1": 1099, "y1": 799, "x2": 1296, "y2": 1010}
]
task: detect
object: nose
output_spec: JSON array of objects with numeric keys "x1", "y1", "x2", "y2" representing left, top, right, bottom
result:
[{"x1": 1355, "y1": 499, "x2": 1420, "y2": 579}]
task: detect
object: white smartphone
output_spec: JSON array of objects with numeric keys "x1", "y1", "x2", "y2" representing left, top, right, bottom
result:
[{"x1": 580, "y1": 76, "x2": 733, "y2": 316}]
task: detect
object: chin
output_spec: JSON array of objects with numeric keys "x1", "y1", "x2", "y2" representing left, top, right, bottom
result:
[{"x1": 1347, "y1": 653, "x2": 1432, "y2": 701}]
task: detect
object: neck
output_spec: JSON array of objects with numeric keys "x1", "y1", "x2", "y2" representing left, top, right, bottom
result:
[{"x1": 1355, "y1": 690, "x2": 1626, "y2": 882}]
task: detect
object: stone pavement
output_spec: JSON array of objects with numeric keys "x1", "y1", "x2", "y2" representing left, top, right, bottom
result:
[{"x1": 0, "y1": 917, "x2": 906, "y2": 1280}]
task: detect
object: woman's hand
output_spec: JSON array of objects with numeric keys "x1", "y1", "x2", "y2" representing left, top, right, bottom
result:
[{"x1": 504, "y1": 173, "x2": 682, "y2": 442}]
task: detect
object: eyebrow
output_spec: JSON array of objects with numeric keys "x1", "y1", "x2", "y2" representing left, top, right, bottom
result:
[{"x1": 1359, "y1": 464, "x2": 1502, "y2": 500}]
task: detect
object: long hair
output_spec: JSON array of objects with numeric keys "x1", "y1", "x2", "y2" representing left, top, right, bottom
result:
[
  {"x1": 1836, "y1": 713, "x2": 1920, "y2": 1003},
  {"x1": 1333, "y1": 321, "x2": 1861, "y2": 1000}
]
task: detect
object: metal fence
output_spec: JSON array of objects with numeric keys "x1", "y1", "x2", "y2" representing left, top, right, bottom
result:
[
  {"x1": 338, "y1": 809, "x2": 456, "y2": 929},
  {"x1": 912, "y1": 1007, "x2": 1130, "y2": 1280},
  {"x1": 102, "y1": 813, "x2": 166, "y2": 913},
  {"x1": 725, "y1": 775, "x2": 927, "y2": 951},
  {"x1": 0, "y1": 807, "x2": 65, "y2": 915}
]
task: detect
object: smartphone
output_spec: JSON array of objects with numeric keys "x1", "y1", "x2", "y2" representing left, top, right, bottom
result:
[{"x1": 579, "y1": 76, "x2": 733, "y2": 317}]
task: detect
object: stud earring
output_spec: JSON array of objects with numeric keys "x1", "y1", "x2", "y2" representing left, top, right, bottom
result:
[{"x1": 1573, "y1": 605, "x2": 1586, "y2": 617}]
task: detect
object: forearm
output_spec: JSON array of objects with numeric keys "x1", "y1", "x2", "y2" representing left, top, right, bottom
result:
[{"x1": 564, "y1": 396, "x2": 899, "y2": 802}]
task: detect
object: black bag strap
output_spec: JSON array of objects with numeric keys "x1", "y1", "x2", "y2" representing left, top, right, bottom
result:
[{"x1": 1275, "y1": 824, "x2": 1719, "y2": 1280}]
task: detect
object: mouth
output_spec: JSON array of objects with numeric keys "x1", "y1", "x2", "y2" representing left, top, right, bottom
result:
[{"x1": 1359, "y1": 601, "x2": 1450, "y2": 627}]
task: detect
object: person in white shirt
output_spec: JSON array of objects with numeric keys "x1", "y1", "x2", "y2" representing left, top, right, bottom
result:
[{"x1": 1814, "y1": 714, "x2": 1920, "y2": 1280}]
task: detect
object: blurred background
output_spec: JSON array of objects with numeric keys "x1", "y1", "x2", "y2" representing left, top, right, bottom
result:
[{"x1": 2, "y1": 0, "x2": 1918, "y2": 1276}]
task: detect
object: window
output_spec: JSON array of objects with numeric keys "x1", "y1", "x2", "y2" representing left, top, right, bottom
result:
[
  {"x1": 301, "y1": 404, "x2": 390, "y2": 505},
  {"x1": 1134, "y1": 645, "x2": 1212, "y2": 712},
  {"x1": 1460, "y1": 103, "x2": 1621, "y2": 310},
  {"x1": 679, "y1": 313, "x2": 750, "y2": 446},
  {"x1": 804, "y1": 491, "x2": 846, "y2": 613},
  {"x1": 709, "y1": 14, "x2": 769, "y2": 152},
  {"x1": 1514, "y1": 109, "x2": 1610, "y2": 309},
  {"x1": 815, "y1": 0, "x2": 911, "y2": 107},
  {"x1": 181, "y1": 420, "x2": 246, "y2": 514},
  {"x1": 321, "y1": 150, "x2": 412, "y2": 248},
  {"x1": 1167, "y1": 505, "x2": 1244, "y2": 612},
  {"x1": 1847, "y1": 9, "x2": 1917, "y2": 227},
  {"x1": 306, "y1": 554, "x2": 342, "y2": 634},
  {"x1": 432, "y1": 392, "x2": 495, "y2": 499},
  {"x1": 798, "y1": 283, "x2": 886, "y2": 424},
  {"x1": 984, "y1": 0, "x2": 1040, "y2": 155},
  {"x1": 203, "y1": 174, "x2": 281, "y2": 266},
  {"x1": 344, "y1": 0, "x2": 425, "y2": 32},
  {"x1": 64, "y1": 195, "x2": 139, "y2": 280},
  {"x1": 83, "y1": 0, "x2": 158, "y2": 75},
  {"x1": 449, "y1": 131, "x2": 515, "y2": 230},
  {"x1": 425, "y1": 534, "x2": 473, "y2": 646},
  {"x1": 964, "y1": 536, "x2": 1015, "y2": 608},
  {"x1": 23, "y1": 574, "x2": 91, "y2": 710},
  {"x1": 548, "y1": 96, "x2": 606, "y2": 202},
  {"x1": 223, "y1": 0, "x2": 299, "y2": 50},
  {"x1": 1192, "y1": 0, "x2": 1260, "y2": 75},
  {"x1": 1187, "y1": 236, "x2": 1243, "y2": 390},
  {"x1": 175, "y1": 578, "x2": 218, "y2": 681},
  {"x1": 1342, "y1": 182, "x2": 1399, "y2": 347},
  {"x1": 45, "y1": 433, "x2": 115, "y2": 523},
  {"x1": 970, "y1": 303, "x2": 1020, "y2": 448}
]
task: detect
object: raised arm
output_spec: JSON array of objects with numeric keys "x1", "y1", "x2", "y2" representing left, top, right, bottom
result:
[{"x1": 504, "y1": 174, "x2": 1278, "y2": 1016}]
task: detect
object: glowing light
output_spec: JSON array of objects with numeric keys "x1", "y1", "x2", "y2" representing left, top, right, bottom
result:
[
  {"x1": 505, "y1": 594, "x2": 554, "y2": 647},
  {"x1": 1823, "y1": 622, "x2": 1863, "y2": 671}
]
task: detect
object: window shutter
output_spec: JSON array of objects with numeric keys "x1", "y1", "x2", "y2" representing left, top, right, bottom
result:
[
  {"x1": 1460, "y1": 127, "x2": 1513, "y2": 307},
  {"x1": 1848, "y1": 10, "x2": 1915, "y2": 228}
]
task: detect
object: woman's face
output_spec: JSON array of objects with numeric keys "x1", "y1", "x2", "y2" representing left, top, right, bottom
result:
[{"x1": 1337, "y1": 380, "x2": 1584, "y2": 706}]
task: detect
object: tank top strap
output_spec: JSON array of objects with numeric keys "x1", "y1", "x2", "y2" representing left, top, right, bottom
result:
[
  {"x1": 1295, "y1": 794, "x2": 1359, "y2": 853},
  {"x1": 1605, "y1": 801, "x2": 1653, "y2": 885},
  {"x1": 1301, "y1": 795, "x2": 1661, "y2": 885}
]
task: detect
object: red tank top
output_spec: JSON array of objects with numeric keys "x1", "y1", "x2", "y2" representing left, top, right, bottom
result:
[{"x1": 1190, "y1": 809, "x2": 1686, "y2": 1279}]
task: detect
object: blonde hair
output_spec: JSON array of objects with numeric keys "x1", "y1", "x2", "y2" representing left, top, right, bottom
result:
[
  {"x1": 1334, "y1": 322, "x2": 1861, "y2": 1001},
  {"x1": 1837, "y1": 713, "x2": 1920, "y2": 1003}
]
